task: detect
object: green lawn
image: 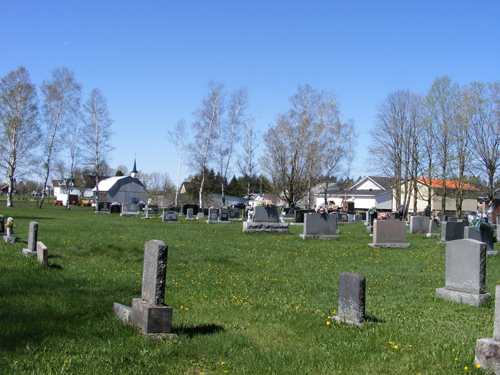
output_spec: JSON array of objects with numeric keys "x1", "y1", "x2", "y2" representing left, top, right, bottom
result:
[{"x1": 0, "y1": 202, "x2": 496, "y2": 374}]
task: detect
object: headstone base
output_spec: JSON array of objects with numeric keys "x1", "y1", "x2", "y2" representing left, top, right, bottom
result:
[
  {"x1": 242, "y1": 222, "x2": 289, "y2": 234},
  {"x1": 408, "y1": 230, "x2": 427, "y2": 234},
  {"x1": 131, "y1": 298, "x2": 173, "y2": 333},
  {"x1": 487, "y1": 251, "x2": 498, "y2": 257},
  {"x1": 120, "y1": 213, "x2": 139, "y2": 217},
  {"x1": 475, "y1": 337, "x2": 500, "y2": 373},
  {"x1": 435, "y1": 288, "x2": 491, "y2": 306},
  {"x1": 114, "y1": 302, "x2": 132, "y2": 322},
  {"x1": 331, "y1": 316, "x2": 369, "y2": 327},
  {"x1": 206, "y1": 220, "x2": 231, "y2": 224},
  {"x1": 290, "y1": 223, "x2": 304, "y2": 226},
  {"x1": 299, "y1": 234, "x2": 339, "y2": 240},
  {"x1": 426, "y1": 233, "x2": 440, "y2": 237},
  {"x1": 3, "y1": 236, "x2": 15, "y2": 243},
  {"x1": 22, "y1": 249, "x2": 37, "y2": 257},
  {"x1": 368, "y1": 243, "x2": 410, "y2": 248},
  {"x1": 141, "y1": 217, "x2": 151, "y2": 220}
]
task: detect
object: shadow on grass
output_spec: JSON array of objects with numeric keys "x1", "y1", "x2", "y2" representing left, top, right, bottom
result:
[
  {"x1": 173, "y1": 324, "x2": 224, "y2": 338},
  {"x1": 364, "y1": 315, "x2": 384, "y2": 324}
]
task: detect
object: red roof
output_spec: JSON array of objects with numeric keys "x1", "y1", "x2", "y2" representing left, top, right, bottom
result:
[{"x1": 417, "y1": 177, "x2": 479, "y2": 190}]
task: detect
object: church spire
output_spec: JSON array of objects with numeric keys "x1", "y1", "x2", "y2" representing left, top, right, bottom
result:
[{"x1": 131, "y1": 158, "x2": 138, "y2": 179}]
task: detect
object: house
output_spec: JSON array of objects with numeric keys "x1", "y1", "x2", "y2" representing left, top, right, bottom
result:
[
  {"x1": 331, "y1": 176, "x2": 393, "y2": 211},
  {"x1": 93, "y1": 160, "x2": 148, "y2": 204},
  {"x1": 394, "y1": 177, "x2": 479, "y2": 214},
  {"x1": 313, "y1": 182, "x2": 340, "y2": 207},
  {"x1": 52, "y1": 179, "x2": 81, "y2": 205}
]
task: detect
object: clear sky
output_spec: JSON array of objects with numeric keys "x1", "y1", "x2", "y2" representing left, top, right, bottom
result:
[{"x1": 1, "y1": 0, "x2": 499, "y2": 185}]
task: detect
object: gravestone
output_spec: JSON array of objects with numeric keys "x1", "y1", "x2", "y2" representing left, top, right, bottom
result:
[
  {"x1": 220, "y1": 208, "x2": 229, "y2": 221},
  {"x1": 0, "y1": 215, "x2": 4, "y2": 233},
  {"x1": 197, "y1": 212, "x2": 204, "y2": 220},
  {"x1": 435, "y1": 239, "x2": 491, "y2": 306},
  {"x1": 186, "y1": 208, "x2": 194, "y2": 220},
  {"x1": 497, "y1": 217, "x2": 500, "y2": 240},
  {"x1": 332, "y1": 272, "x2": 366, "y2": 326},
  {"x1": 347, "y1": 214, "x2": 355, "y2": 223},
  {"x1": 22, "y1": 222, "x2": 38, "y2": 257},
  {"x1": 208, "y1": 208, "x2": 219, "y2": 222},
  {"x1": 162, "y1": 211, "x2": 179, "y2": 223},
  {"x1": 114, "y1": 240, "x2": 175, "y2": 336},
  {"x1": 368, "y1": 220, "x2": 410, "y2": 248},
  {"x1": 110, "y1": 204, "x2": 121, "y2": 214},
  {"x1": 97, "y1": 202, "x2": 110, "y2": 214},
  {"x1": 243, "y1": 206, "x2": 289, "y2": 233},
  {"x1": 229, "y1": 209, "x2": 240, "y2": 221},
  {"x1": 409, "y1": 216, "x2": 431, "y2": 234},
  {"x1": 426, "y1": 218, "x2": 440, "y2": 237},
  {"x1": 475, "y1": 285, "x2": 500, "y2": 372},
  {"x1": 203, "y1": 208, "x2": 209, "y2": 216},
  {"x1": 147, "y1": 205, "x2": 159, "y2": 216},
  {"x1": 464, "y1": 226, "x2": 495, "y2": 254},
  {"x1": 355, "y1": 213, "x2": 363, "y2": 222},
  {"x1": 293, "y1": 210, "x2": 314, "y2": 224},
  {"x1": 121, "y1": 203, "x2": 139, "y2": 217},
  {"x1": 3, "y1": 217, "x2": 15, "y2": 243},
  {"x1": 181, "y1": 204, "x2": 199, "y2": 216},
  {"x1": 444, "y1": 216, "x2": 457, "y2": 222},
  {"x1": 37, "y1": 242, "x2": 48, "y2": 266},
  {"x1": 300, "y1": 213, "x2": 338, "y2": 239},
  {"x1": 440, "y1": 220, "x2": 468, "y2": 244}
]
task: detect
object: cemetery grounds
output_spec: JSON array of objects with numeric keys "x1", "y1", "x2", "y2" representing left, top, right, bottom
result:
[{"x1": 0, "y1": 198, "x2": 498, "y2": 374}]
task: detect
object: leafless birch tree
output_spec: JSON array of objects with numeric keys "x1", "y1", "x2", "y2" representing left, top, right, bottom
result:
[
  {"x1": 190, "y1": 82, "x2": 222, "y2": 207},
  {"x1": 216, "y1": 87, "x2": 247, "y2": 206},
  {"x1": 237, "y1": 114, "x2": 259, "y2": 198},
  {"x1": 0, "y1": 67, "x2": 41, "y2": 207},
  {"x1": 81, "y1": 88, "x2": 114, "y2": 209},
  {"x1": 38, "y1": 67, "x2": 82, "y2": 208},
  {"x1": 168, "y1": 119, "x2": 186, "y2": 206}
]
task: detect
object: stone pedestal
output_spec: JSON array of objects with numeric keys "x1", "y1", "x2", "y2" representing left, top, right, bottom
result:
[
  {"x1": 332, "y1": 272, "x2": 367, "y2": 326},
  {"x1": 131, "y1": 298, "x2": 173, "y2": 334},
  {"x1": 242, "y1": 222, "x2": 289, "y2": 234},
  {"x1": 475, "y1": 285, "x2": 500, "y2": 371}
]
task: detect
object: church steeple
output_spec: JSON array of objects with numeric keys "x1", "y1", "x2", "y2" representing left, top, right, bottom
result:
[{"x1": 131, "y1": 158, "x2": 138, "y2": 179}]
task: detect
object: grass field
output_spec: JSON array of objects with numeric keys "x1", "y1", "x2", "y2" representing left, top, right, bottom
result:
[{"x1": 0, "y1": 199, "x2": 497, "y2": 374}]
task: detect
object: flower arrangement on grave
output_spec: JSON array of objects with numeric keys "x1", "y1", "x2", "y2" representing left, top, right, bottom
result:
[
  {"x1": 315, "y1": 205, "x2": 327, "y2": 214},
  {"x1": 258, "y1": 200, "x2": 275, "y2": 208},
  {"x1": 377, "y1": 212, "x2": 390, "y2": 220},
  {"x1": 468, "y1": 210, "x2": 494, "y2": 233},
  {"x1": 5, "y1": 217, "x2": 13, "y2": 229}
]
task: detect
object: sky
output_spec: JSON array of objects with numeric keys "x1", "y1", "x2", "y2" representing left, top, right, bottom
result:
[{"x1": 1, "y1": 0, "x2": 499, "y2": 186}]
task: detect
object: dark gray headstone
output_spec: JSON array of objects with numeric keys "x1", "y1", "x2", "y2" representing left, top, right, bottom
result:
[
  {"x1": 28, "y1": 222, "x2": 38, "y2": 251},
  {"x1": 300, "y1": 213, "x2": 338, "y2": 239},
  {"x1": 229, "y1": 209, "x2": 240, "y2": 219},
  {"x1": 220, "y1": 208, "x2": 229, "y2": 221},
  {"x1": 440, "y1": 221, "x2": 467, "y2": 243},
  {"x1": 334, "y1": 272, "x2": 365, "y2": 325},
  {"x1": 294, "y1": 210, "x2": 314, "y2": 223},
  {"x1": 181, "y1": 204, "x2": 199, "y2": 216},
  {"x1": 253, "y1": 206, "x2": 279, "y2": 222},
  {"x1": 208, "y1": 208, "x2": 219, "y2": 222},
  {"x1": 0, "y1": 215, "x2": 4, "y2": 233},
  {"x1": 465, "y1": 226, "x2": 494, "y2": 251},
  {"x1": 141, "y1": 240, "x2": 168, "y2": 306},
  {"x1": 162, "y1": 211, "x2": 178, "y2": 222},
  {"x1": 97, "y1": 202, "x2": 110, "y2": 213}
]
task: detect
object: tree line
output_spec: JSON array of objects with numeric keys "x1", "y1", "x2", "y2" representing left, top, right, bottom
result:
[
  {"x1": 170, "y1": 83, "x2": 358, "y2": 208},
  {"x1": 368, "y1": 76, "x2": 500, "y2": 218},
  {"x1": 0, "y1": 66, "x2": 114, "y2": 208}
]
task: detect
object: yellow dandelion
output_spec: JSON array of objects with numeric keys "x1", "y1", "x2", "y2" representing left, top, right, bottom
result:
[
  {"x1": 326, "y1": 321, "x2": 331, "y2": 325},
  {"x1": 464, "y1": 367, "x2": 468, "y2": 370},
  {"x1": 476, "y1": 364, "x2": 481, "y2": 368},
  {"x1": 394, "y1": 345, "x2": 398, "y2": 349}
]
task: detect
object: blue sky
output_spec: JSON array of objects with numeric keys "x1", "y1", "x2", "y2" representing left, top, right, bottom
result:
[{"x1": 1, "y1": 0, "x2": 499, "y2": 185}]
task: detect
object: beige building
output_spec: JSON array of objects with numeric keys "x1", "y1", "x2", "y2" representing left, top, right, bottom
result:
[{"x1": 393, "y1": 178, "x2": 479, "y2": 214}]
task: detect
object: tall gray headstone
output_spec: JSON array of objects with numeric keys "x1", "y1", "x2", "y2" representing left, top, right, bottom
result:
[
  {"x1": 130, "y1": 240, "x2": 173, "y2": 333},
  {"x1": 475, "y1": 285, "x2": 500, "y2": 371},
  {"x1": 426, "y1": 218, "x2": 440, "y2": 237},
  {"x1": 22, "y1": 221, "x2": 38, "y2": 257},
  {"x1": 435, "y1": 239, "x2": 491, "y2": 306},
  {"x1": 186, "y1": 208, "x2": 194, "y2": 220},
  {"x1": 332, "y1": 272, "x2": 366, "y2": 326}
]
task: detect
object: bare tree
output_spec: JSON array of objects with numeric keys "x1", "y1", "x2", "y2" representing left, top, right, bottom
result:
[
  {"x1": 81, "y1": 88, "x2": 114, "y2": 209},
  {"x1": 0, "y1": 67, "x2": 40, "y2": 207},
  {"x1": 425, "y1": 76, "x2": 458, "y2": 218},
  {"x1": 190, "y1": 82, "x2": 222, "y2": 207},
  {"x1": 237, "y1": 114, "x2": 259, "y2": 198},
  {"x1": 469, "y1": 81, "x2": 500, "y2": 203},
  {"x1": 38, "y1": 67, "x2": 82, "y2": 208},
  {"x1": 63, "y1": 105, "x2": 82, "y2": 209},
  {"x1": 167, "y1": 119, "x2": 186, "y2": 206}
]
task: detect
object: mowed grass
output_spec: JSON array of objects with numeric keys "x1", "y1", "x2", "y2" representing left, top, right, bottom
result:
[{"x1": 0, "y1": 202, "x2": 497, "y2": 374}]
